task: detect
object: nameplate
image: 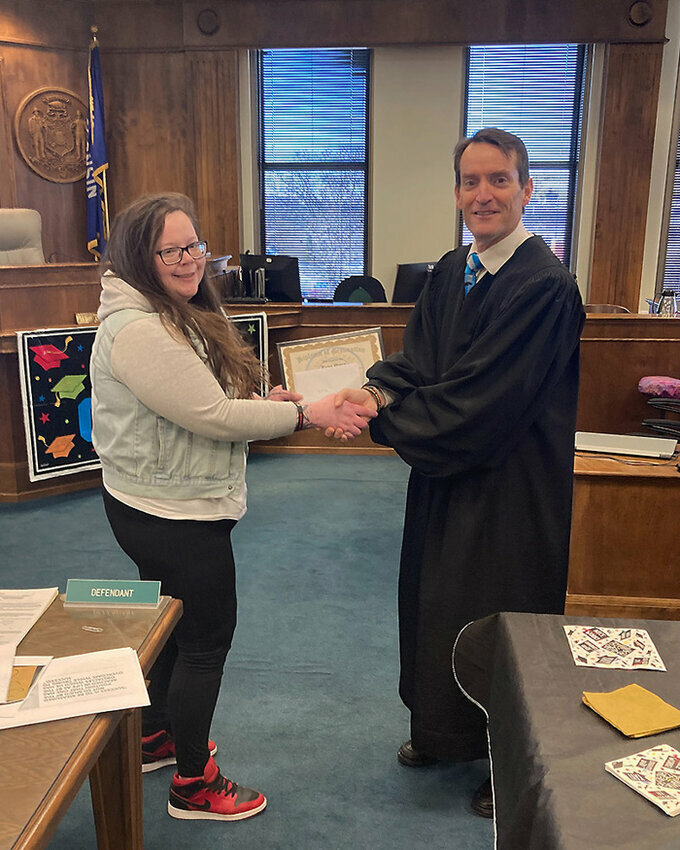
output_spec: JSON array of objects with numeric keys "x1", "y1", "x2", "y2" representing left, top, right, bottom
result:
[{"x1": 64, "y1": 579, "x2": 161, "y2": 608}]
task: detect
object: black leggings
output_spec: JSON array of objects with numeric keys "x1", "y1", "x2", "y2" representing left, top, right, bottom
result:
[{"x1": 102, "y1": 489, "x2": 237, "y2": 777}]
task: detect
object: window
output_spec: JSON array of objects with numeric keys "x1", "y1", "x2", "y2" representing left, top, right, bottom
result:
[
  {"x1": 463, "y1": 44, "x2": 587, "y2": 266},
  {"x1": 258, "y1": 48, "x2": 370, "y2": 300},
  {"x1": 660, "y1": 129, "x2": 680, "y2": 297}
]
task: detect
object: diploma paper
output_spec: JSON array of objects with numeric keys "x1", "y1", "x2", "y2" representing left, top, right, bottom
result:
[
  {"x1": 563, "y1": 625, "x2": 666, "y2": 671},
  {"x1": 293, "y1": 362, "x2": 364, "y2": 403},
  {"x1": 278, "y1": 328, "x2": 384, "y2": 399}
]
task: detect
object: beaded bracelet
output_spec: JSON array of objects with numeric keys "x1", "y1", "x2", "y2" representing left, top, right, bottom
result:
[
  {"x1": 363, "y1": 384, "x2": 385, "y2": 412},
  {"x1": 292, "y1": 401, "x2": 306, "y2": 431}
]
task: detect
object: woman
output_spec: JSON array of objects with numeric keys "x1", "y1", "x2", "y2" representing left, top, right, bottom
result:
[{"x1": 90, "y1": 193, "x2": 373, "y2": 823}]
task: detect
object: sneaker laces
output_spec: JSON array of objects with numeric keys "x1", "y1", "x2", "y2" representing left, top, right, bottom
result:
[{"x1": 206, "y1": 770, "x2": 237, "y2": 799}]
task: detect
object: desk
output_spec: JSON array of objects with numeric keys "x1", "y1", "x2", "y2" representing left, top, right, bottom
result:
[
  {"x1": 0, "y1": 594, "x2": 182, "y2": 850},
  {"x1": 2, "y1": 261, "x2": 679, "y2": 501},
  {"x1": 567, "y1": 451, "x2": 680, "y2": 620},
  {"x1": 453, "y1": 612, "x2": 680, "y2": 850}
]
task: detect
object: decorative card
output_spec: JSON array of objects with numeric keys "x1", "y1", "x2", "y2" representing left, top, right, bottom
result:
[
  {"x1": 563, "y1": 625, "x2": 666, "y2": 671},
  {"x1": 606, "y1": 744, "x2": 680, "y2": 816}
]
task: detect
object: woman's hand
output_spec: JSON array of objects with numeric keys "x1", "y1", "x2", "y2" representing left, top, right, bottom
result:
[
  {"x1": 304, "y1": 393, "x2": 376, "y2": 440},
  {"x1": 252, "y1": 384, "x2": 303, "y2": 402}
]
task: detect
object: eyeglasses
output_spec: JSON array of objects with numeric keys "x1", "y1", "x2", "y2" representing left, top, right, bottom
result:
[{"x1": 156, "y1": 241, "x2": 208, "y2": 266}]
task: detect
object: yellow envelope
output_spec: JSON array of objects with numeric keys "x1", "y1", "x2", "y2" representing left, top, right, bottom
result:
[{"x1": 583, "y1": 683, "x2": 680, "y2": 738}]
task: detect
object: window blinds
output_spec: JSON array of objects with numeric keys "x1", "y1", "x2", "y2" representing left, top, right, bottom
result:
[
  {"x1": 259, "y1": 49, "x2": 370, "y2": 300},
  {"x1": 464, "y1": 44, "x2": 586, "y2": 265},
  {"x1": 661, "y1": 130, "x2": 680, "y2": 296}
]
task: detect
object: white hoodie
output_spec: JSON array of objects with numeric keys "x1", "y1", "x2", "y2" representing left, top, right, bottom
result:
[{"x1": 92, "y1": 271, "x2": 297, "y2": 519}]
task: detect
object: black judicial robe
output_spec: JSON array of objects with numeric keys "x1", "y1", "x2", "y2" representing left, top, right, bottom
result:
[{"x1": 367, "y1": 236, "x2": 585, "y2": 761}]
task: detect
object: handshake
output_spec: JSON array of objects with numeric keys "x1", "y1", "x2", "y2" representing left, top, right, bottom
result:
[{"x1": 263, "y1": 385, "x2": 381, "y2": 441}]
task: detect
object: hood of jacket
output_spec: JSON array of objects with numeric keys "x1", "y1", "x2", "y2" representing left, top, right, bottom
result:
[{"x1": 98, "y1": 270, "x2": 155, "y2": 323}]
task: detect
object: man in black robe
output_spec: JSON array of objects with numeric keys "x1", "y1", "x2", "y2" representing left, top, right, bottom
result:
[{"x1": 333, "y1": 128, "x2": 585, "y2": 816}]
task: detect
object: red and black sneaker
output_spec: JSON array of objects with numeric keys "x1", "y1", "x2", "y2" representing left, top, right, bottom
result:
[
  {"x1": 142, "y1": 729, "x2": 218, "y2": 774},
  {"x1": 168, "y1": 756, "x2": 267, "y2": 821}
]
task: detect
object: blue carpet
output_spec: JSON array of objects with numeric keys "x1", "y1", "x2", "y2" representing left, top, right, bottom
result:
[{"x1": 1, "y1": 454, "x2": 493, "y2": 849}]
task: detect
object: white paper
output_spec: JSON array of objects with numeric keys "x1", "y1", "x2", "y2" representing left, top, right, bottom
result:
[
  {"x1": 0, "y1": 587, "x2": 59, "y2": 644},
  {"x1": 0, "y1": 643, "x2": 16, "y2": 703},
  {"x1": 293, "y1": 362, "x2": 364, "y2": 403},
  {"x1": 0, "y1": 647, "x2": 149, "y2": 729}
]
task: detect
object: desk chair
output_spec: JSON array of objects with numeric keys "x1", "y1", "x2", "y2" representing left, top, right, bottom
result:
[
  {"x1": 0, "y1": 208, "x2": 45, "y2": 264},
  {"x1": 333, "y1": 275, "x2": 386, "y2": 303},
  {"x1": 584, "y1": 304, "x2": 630, "y2": 313}
]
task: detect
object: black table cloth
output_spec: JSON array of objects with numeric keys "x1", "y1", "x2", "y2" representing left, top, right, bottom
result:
[{"x1": 453, "y1": 612, "x2": 680, "y2": 849}]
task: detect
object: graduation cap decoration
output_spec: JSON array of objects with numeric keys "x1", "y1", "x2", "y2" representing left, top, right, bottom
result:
[
  {"x1": 30, "y1": 344, "x2": 68, "y2": 371},
  {"x1": 51, "y1": 374, "x2": 86, "y2": 406},
  {"x1": 38, "y1": 433, "x2": 75, "y2": 458},
  {"x1": 29, "y1": 336, "x2": 73, "y2": 371}
]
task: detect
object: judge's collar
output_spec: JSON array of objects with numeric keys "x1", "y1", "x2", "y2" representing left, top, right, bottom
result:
[{"x1": 470, "y1": 222, "x2": 533, "y2": 275}]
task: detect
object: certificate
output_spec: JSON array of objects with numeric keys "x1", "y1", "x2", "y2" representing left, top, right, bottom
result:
[{"x1": 277, "y1": 328, "x2": 384, "y2": 403}]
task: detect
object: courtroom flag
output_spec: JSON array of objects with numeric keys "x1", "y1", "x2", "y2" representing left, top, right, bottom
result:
[{"x1": 86, "y1": 31, "x2": 109, "y2": 260}]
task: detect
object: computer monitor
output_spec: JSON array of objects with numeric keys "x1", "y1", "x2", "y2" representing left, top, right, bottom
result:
[
  {"x1": 239, "y1": 253, "x2": 302, "y2": 303},
  {"x1": 392, "y1": 262, "x2": 436, "y2": 303}
]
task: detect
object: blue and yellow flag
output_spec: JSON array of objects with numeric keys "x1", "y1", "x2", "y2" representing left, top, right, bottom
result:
[{"x1": 87, "y1": 29, "x2": 109, "y2": 261}]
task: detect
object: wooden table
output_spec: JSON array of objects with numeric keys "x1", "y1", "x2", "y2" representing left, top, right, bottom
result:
[
  {"x1": 566, "y1": 449, "x2": 680, "y2": 620},
  {"x1": 0, "y1": 594, "x2": 182, "y2": 850}
]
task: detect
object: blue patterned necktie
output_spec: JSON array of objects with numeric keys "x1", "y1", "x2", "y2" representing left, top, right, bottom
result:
[{"x1": 464, "y1": 251, "x2": 484, "y2": 296}]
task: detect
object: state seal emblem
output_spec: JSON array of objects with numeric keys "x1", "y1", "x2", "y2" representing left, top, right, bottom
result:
[{"x1": 14, "y1": 87, "x2": 88, "y2": 183}]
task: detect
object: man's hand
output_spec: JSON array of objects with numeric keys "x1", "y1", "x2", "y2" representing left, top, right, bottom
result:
[
  {"x1": 304, "y1": 393, "x2": 376, "y2": 441},
  {"x1": 323, "y1": 387, "x2": 378, "y2": 440},
  {"x1": 333, "y1": 387, "x2": 376, "y2": 409}
]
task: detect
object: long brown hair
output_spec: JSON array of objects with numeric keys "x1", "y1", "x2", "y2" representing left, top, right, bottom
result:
[{"x1": 103, "y1": 193, "x2": 262, "y2": 398}]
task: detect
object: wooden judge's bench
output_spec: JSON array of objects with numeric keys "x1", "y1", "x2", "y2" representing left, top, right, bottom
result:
[{"x1": 2, "y1": 264, "x2": 679, "y2": 620}]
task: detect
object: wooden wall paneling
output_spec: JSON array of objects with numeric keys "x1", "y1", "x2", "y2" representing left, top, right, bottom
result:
[
  {"x1": 92, "y1": 4, "x2": 184, "y2": 53},
  {"x1": 567, "y1": 460, "x2": 680, "y2": 620},
  {"x1": 0, "y1": 0, "x2": 90, "y2": 51},
  {"x1": 0, "y1": 264, "x2": 100, "y2": 337},
  {"x1": 577, "y1": 334, "x2": 680, "y2": 434},
  {"x1": 0, "y1": 55, "x2": 18, "y2": 206},
  {"x1": 1, "y1": 42, "x2": 91, "y2": 261},
  {"x1": 0, "y1": 349, "x2": 23, "y2": 497},
  {"x1": 589, "y1": 43, "x2": 664, "y2": 310},
  {"x1": 181, "y1": 0, "x2": 668, "y2": 49},
  {"x1": 104, "y1": 50, "x2": 194, "y2": 216},
  {"x1": 186, "y1": 50, "x2": 240, "y2": 259}
]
